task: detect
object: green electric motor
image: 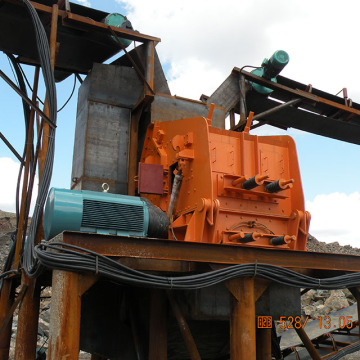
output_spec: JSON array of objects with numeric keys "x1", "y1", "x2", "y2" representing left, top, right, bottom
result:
[
  {"x1": 104, "y1": 13, "x2": 133, "y2": 48},
  {"x1": 43, "y1": 188, "x2": 169, "y2": 240},
  {"x1": 251, "y1": 50, "x2": 289, "y2": 95}
]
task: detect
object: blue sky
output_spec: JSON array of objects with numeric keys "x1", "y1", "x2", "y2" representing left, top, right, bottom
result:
[{"x1": 1, "y1": 0, "x2": 360, "y2": 246}]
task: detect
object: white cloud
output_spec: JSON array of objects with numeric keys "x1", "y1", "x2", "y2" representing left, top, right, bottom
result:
[
  {"x1": 117, "y1": 0, "x2": 360, "y2": 103},
  {"x1": 306, "y1": 192, "x2": 360, "y2": 247},
  {"x1": 73, "y1": 0, "x2": 91, "y2": 7},
  {"x1": 167, "y1": 57, "x2": 225, "y2": 100},
  {"x1": 0, "y1": 157, "x2": 38, "y2": 214}
]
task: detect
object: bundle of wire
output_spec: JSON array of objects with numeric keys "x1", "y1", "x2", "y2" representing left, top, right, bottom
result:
[
  {"x1": 31, "y1": 242, "x2": 360, "y2": 290},
  {"x1": 20, "y1": 0, "x2": 57, "y2": 278},
  {"x1": 327, "y1": 342, "x2": 360, "y2": 360},
  {"x1": 0, "y1": 54, "x2": 33, "y2": 284}
]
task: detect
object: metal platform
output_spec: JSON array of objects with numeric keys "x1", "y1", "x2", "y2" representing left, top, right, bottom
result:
[
  {"x1": 0, "y1": 0, "x2": 160, "y2": 81},
  {"x1": 42, "y1": 231, "x2": 360, "y2": 359}
]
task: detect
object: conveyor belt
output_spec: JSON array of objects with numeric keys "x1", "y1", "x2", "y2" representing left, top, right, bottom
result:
[
  {"x1": 281, "y1": 304, "x2": 360, "y2": 359},
  {"x1": 281, "y1": 304, "x2": 358, "y2": 350}
]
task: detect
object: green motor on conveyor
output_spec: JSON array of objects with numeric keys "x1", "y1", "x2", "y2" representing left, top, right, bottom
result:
[
  {"x1": 104, "y1": 13, "x2": 133, "y2": 48},
  {"x1": 43, "y1": 188, "x2": 169, "y2": 240},
  {"x1": 251, "y1": 50, "x2": 289, "y2": 95}
]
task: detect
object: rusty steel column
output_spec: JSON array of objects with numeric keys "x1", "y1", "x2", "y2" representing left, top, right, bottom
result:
[
  {"x1": 145, "y1": 40, "x2": 155, "y2": 95},
  {"x1": 14, "y1": 4, "x2": 59, "y2": 357},
  {"x1": 127, "y1": 107, "x2": 142, "y2": 196},
  {"x1": 127, "y1": 40, "x2": 155, "y2": 195},
  {"x1": 48, "y1": 271, "x2": 82, "y2": 359},
  {"x1": 349, "y1": 288, "x2": 360, "y2": 338},
  {"x1": 12, "y1": 66, "x2": 40, "y2": 269},
  {"x1": 13, "y1": 68, "x2": 41, "y2": 360},
  {"x1": 14, "y1": 275, "x2": 41, "y2": 360},
  {"x1": 356, "y1": 289, "x2": 360, "y2": 338},
  {"x1": 230, "y1": 277, "x2": 256, "y2": 360},
  {"x1": 148, "y1": 289, "x2": 167, "y2": 360},
  {"x1": 0, "y1": 280, "x2": 14, "y2": 360},
  {"x1": 256, "y1": 327, "x2": 271, "y2": 360}
]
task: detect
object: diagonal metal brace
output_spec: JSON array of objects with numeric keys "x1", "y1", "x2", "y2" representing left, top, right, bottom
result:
[
  {"x1": 0, "y1": 69, "x2": 56, "y2": 129},
  {"x1": 0, "y1": 132, "x2": 25, "y2": 165},
  {"x1": 108, "y1": 26, "x2": 155, "y2": 95},
  {"x1": 0, "y1": 285, "x2": 28, "y2": 337}
]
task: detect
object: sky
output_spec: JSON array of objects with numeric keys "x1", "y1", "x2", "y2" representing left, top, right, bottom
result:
[{"x1": 1, "y1": 0, "x2": 360, "y2": 246}]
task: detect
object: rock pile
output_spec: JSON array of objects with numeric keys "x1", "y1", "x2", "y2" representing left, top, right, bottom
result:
[
  {"x1": 0, "y1": 210, "x2": 17, "y2": 269},
  {"x1": 303, "y1": 234, "x2": 360, "y2": 319},
  {"x1": 301, "y1": 289, "x2": 355, "y2": 320}
]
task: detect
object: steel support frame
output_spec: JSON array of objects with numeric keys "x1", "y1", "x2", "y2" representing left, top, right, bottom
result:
[
  {"x1": 127, "y1": 39, "x2": 155, "y2": 196},
  {"x1": 294, "y1": 327, "x2": 322, "y2": 360},
  {"x1": 1, "y1": 0, "x2": 160, "y2": 44},
  {"x1": 60, "y1": 231, "x2": 360, "y2": 273},
  {"x1": 256, "y1": 327, "x2": 271, "y2": 360},
  {"x1": 48, "y1": 271, "x2": 82, "y2": 359},
  {"x1": 0, "y1": 280, "x2": 15, "y2": 360},
  {"x1": 238, "y1": 69, "x2": 360, "y2": 118},
  {"x1": 43, "y1": 231, "x2": 360, "y2": 359},
  {"x1": 230, "y1": 277, "x2": 256, "y2": 359},
  {"x1": 149, "y1": 290, "x2": 167, "y2": 360}
]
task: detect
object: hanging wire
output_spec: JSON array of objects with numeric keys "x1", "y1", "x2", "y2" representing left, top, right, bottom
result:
[{"x1": 57, "y1": 74, "x2": 77, "y2": 112}]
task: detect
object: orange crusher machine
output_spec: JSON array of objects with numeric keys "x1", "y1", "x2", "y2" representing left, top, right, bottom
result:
[{"x1": 137, "y1": 110, "x2": 310, "y2": 250}]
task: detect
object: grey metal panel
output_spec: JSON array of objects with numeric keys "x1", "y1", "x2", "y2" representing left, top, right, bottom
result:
[
  {"x1": 207, "y1": 72, "x2": 239, "y2": 113},
  {"x1": 72, "y1": 64, "x2": 132, "y2": 194},
  {"x1": 256, "y1": 283, "x2": 301, "y2": 319},
  {"x1": 71, "y1": 99, "x2": 87, "y2": 184},
  {"x1": 179, "y1": 285, "x2": 230, "y2": 321},
  {"x1": 153, "y1": 50, "x2": 171, "y2": 95},
  {"x1": 151, "y1": 95, "x2": 225, "y2": 129},
  {"x1": 86, "y1": 63, "x2": 143, "y2": 108},
  {"x1": 179, "y1": 283, "x2": 300, "y2": 321},
  {"x1": 84, "y1": 102, "x2": 129, "y2": 193},
  {"x1": 112, "y1": 45, "x2": 171, "y2": 95}
]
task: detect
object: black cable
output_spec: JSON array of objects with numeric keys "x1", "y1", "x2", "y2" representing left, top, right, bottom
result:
[
  {"x1": 0, "y1": 54, "x2": 34, "y2": 291},
  {"x1": 57, "y1": 74, "x2": 76, "y2": 112},
  {"x1": 29, "y1": 242, "x2": 360, "y2": 291},
  {"x1": 238, "y1": 65, "x2": 262, "y2": 73},
  {"x1": 20, "y1": 0, "x2": 57, "y2": 278},
  {"x1": 6, "y1": 54, "x2": 32, "y2": 226},
  {"x1": 0, "y1": 270, "x2": 20, "y2": 280},
  {"x1": 18, "y1": 61, "x2": 44, "y2": 105},
  {"x1": 326, "y1": 341, "x2": 360, "y2": 360},
  {"x1": 7, "y1": 56, "x2": 19, "y2": 88}
]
